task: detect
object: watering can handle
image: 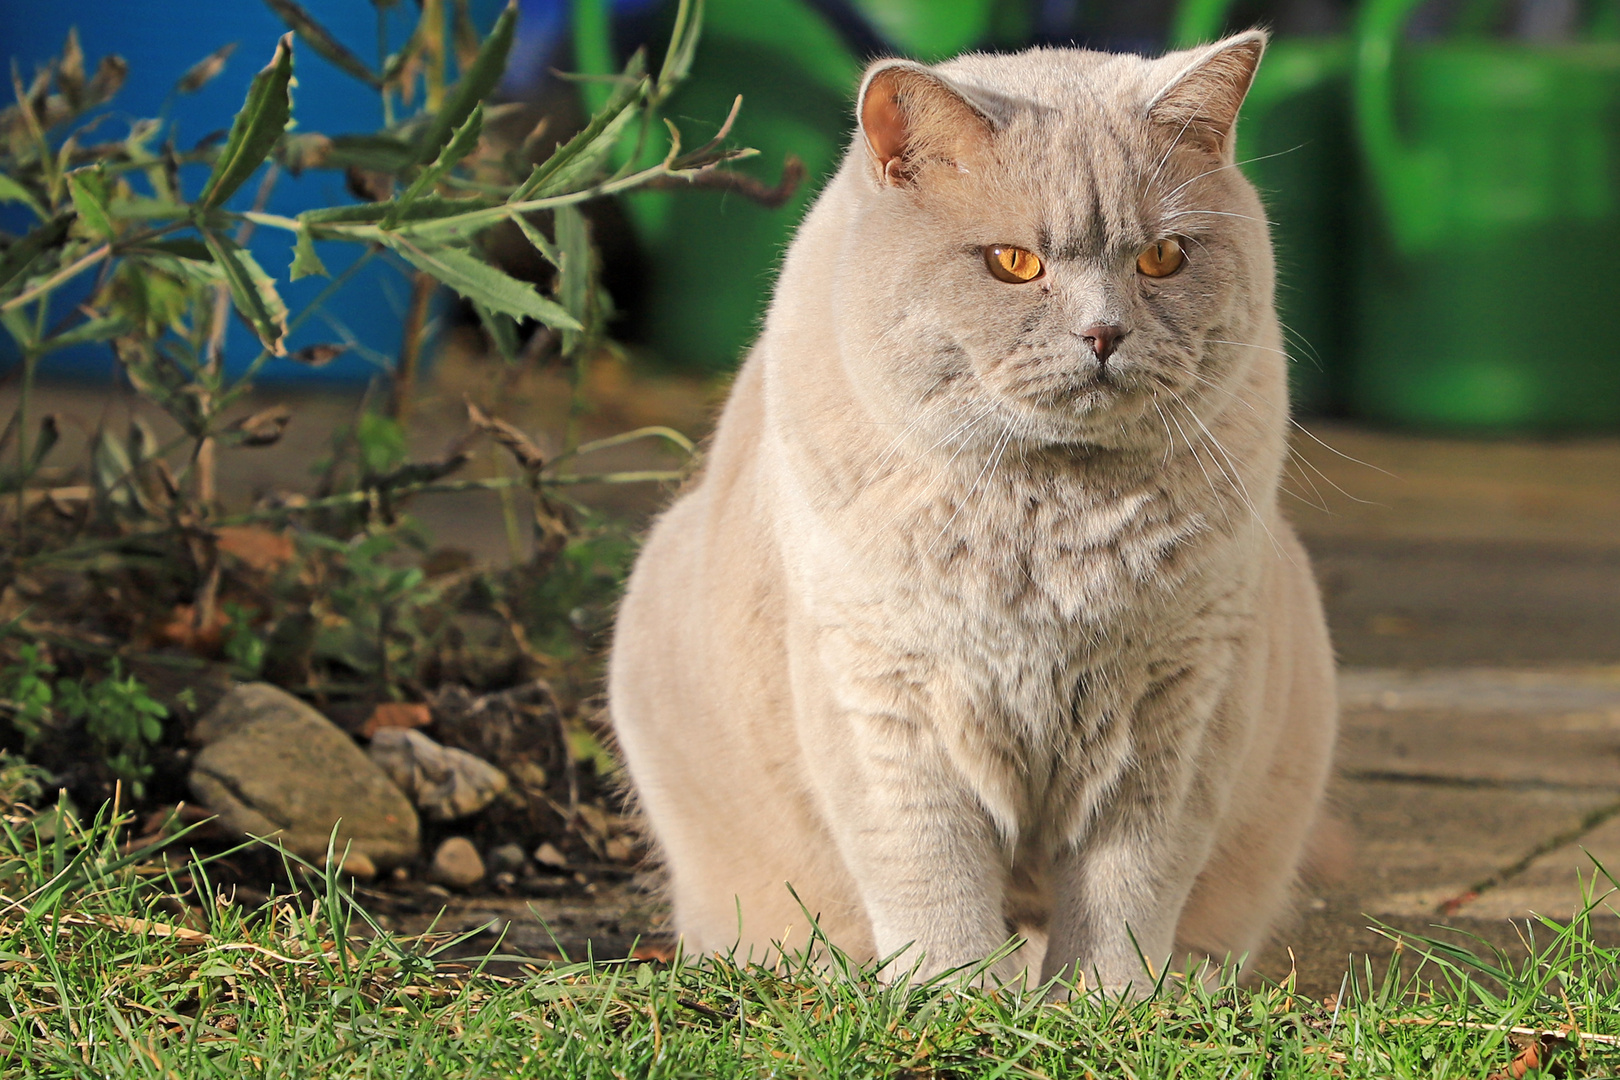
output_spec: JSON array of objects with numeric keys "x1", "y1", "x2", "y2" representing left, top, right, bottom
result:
[{"x1": 1355, "y1": 0, "x2": 1444, "y2": 252}]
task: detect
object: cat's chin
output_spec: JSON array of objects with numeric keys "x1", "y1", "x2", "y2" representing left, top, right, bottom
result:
[{"x1": 997, "y1": 384, "x2": 1161, "y2": 449}]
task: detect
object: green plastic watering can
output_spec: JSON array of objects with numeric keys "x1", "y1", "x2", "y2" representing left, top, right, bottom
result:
[
  {"x1": 578, "y1": 0, "x2": 997, "y2": 372},
  {"x1": 1172, "y1": 0, "x2": 1355, "y2": 416},
  {"x1": 1349, "y1": 0, "x2": 1620, "y2": 430}
]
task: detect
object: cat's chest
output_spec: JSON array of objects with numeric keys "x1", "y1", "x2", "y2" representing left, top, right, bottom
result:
[{"x1": 852, "y1": 466, "x2": 1220, "y2": 633}]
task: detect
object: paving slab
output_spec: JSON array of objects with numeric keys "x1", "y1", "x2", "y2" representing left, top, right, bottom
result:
[
  {"x1": 1337, "y1": 668, "x2": 1620, "y2": 788},
  {"x1": 1452, "y1": 811, "x2": 1620, "y2": 921},
  {"x1": 1330, "y1": 778, "x2": 1618, "y2": 917}
]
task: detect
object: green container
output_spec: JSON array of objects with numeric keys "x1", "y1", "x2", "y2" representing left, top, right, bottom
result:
[
  {"x1": 1351, "y1": 0, "x2": 1620, "y2": 430},
  {"x1": 592, "y1": 0, "x2": 996, "y2": 372},
  {"x1": 1172, "y1": 1, "x2": 1355, "y2": 415}
]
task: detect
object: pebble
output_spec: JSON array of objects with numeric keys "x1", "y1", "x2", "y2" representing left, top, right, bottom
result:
[
  {"x1": 321, "y1": 851, "x2": 377, "y2": 880},
  {"x1": 430, "y1": 837, "x2": 486, "y2": 888},
  {"x1": 488, "y1": 843, "x2": 528, "y2": 873},
  {"x1": 533, "y1": 841, "x2": 568, "y2": 869}
]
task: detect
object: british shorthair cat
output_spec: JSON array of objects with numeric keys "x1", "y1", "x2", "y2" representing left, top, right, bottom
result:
[{"x1": 609, "y1": 30, "x2": 1337, "y2": 993}]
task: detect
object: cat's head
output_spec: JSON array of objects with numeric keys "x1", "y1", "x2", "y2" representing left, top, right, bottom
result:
[{"x1": 826, "y1": 32, "x2": 1276, "y2": 453}]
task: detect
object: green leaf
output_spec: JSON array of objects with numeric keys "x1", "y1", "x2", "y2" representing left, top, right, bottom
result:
[
  {"x1": 510, "y1": 60, "x2": 647, "y2": 202},
  {"x1": 472, "y1": 301, "x2": 519, "y2": 362},
  {"x1": 389, "y1": 102, "x2": 483, "y2": 227},
  {"x1": 555, "y1": 204, "x2": 594, "y2": 354},
  {"x1": 304, "y1": 133, "x2": 417, "y2": 173},
  {"x1": 290, "y1": 227, "x2": 327, "y2": 280},
  {"x1": 122, "y1": 238, "x2": 213, "y2": 261},
  {"x1": 655, "y1": 0, "x2": 704, "y2": 104},
  {"x1": 509, "y1": 212, "x2": 559, "y2": 267},
  {"x1": 201, "y1": 231, "x2": 288, "y2": 355},
  {"x1": 197, "y1": 34, "x2": 294, "y2": 211},
  {"x1": 0, "y1": 173, "x2": 46, "y2": 220},
  {"x1": 38, "y1": 314, "x2": 132, "y2": 355},
  {"x1": 264, "y1": 0, "x2": 380, "y2": 88},
  {"x1": 412, "y1": 0, "x2": 515, "y2": 166},
  {"x1": 300, "y1": 195, "x2": 495, "y2": 235},
  {"x1": 0, "y1": 213, "x2": 72, "y2": 297},
  {"x1": 381, "y1": 237, "x2": 581, "y2": 330},
  {"x1": 66, "y1": 169, "x2": 114, "y2": 240}
]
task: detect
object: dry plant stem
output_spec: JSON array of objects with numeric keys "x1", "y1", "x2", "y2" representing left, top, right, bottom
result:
[
  {"x1": 643, "y1": 154, "x2": 807, "y2": 209},
  {"x1": 13, "y1": 299, "x2": 47, "y2": 550},
  {"x1": 1385, "y1": 1017, "x2": 1620, "y2": 1047},
  {"x1": 389, "y1": 270, "x2": 437, "y2": 424},
  {"x1": 0, "y1": 243, "x2": 111, "y2": 314}
]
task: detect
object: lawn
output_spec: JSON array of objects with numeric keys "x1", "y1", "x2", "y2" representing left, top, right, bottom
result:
[{"x1": 3, "y1": 802, "x2": 1618, "y2": 1078}]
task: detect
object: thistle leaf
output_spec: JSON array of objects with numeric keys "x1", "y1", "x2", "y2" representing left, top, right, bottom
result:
[
  {"x1": 389, "y1": 102, "x2": 482, "y2": 226},
  {"x1": 264, "y1": 0, "x2": 380, "y2": 88},
  {"x1": 289, "y1": 227, "x2": 328, "y2": 280},
  {"x1": 67, "y1": 169, "x2": 114, "y2": 240},
  {"x1": 197, "y1": 34, "x2": 294, "y2": 211},
  {"x1": 412, "y1": 0, "x2": 515, "y2": 166},
  {"x1": 382, "y1": 237, "x2": 580, "y2": 330},
  {"x1": 201, "y1": 231, "x2": 288, "y2": 355}
]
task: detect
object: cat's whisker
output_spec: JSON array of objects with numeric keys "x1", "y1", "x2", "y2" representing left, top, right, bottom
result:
[
  {"x1": 1179, "y1": 365, "x2": 1386, "y2": 512},
  {"x1": 932, "y1": 421, "x2": 1016, "y2": 554},
  {"x1": 1286, "y1": 421, "x2": 1399, "y2": 479},
  {"x1": 1203, "y1": 337, "x2": 1293, "y2": 361},
  {"x1": 1165, "y1": 392, "x2": 1288, "y2": 562},
  {"x1": 1161, "y1": 209, "x2": 1260, "y2": 225}
]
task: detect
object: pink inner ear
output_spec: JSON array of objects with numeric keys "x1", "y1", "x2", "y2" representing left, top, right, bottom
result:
[{"x1": 862, "y1": 71, "x2": 910, "y2": 173}]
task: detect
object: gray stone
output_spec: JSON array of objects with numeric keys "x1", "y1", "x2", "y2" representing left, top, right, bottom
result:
[
  {"x1": 431, "y1": 837, "x2": 485, "y2": 888},
  {"x1": 188, "y1": 683, "x2": 419, "y2": 867},
  {"x1": 488, "y1": 843, "x2": 528, "y2": 873},
  {"x1": 367, "y1": 728, "x2": 509, "y2": 821}
]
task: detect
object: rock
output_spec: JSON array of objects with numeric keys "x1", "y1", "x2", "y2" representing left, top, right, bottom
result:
[
  {"x1": 488, "y1": 843, "x2": 528, "y2": 873},
  {"x1": 188, "y1": 683, "x2": 419, "y2": 867},
  {"x1": 533, "y1": 841, "x2": 568, "y2": 869},
  {"x1": 320, "y1": 851, "x2": 377, "y2": 880},
  {"x1": 367, "y1": 728, "x2": 508, "y2": 821},
  {"x1": 431, "y1": 837, "x2": 485, "y2": 888}
]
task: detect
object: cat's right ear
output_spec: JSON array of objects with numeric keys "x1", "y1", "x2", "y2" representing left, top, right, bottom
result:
[{"x1": 858, "y1": 60, "x2": 995, "y2": 188}]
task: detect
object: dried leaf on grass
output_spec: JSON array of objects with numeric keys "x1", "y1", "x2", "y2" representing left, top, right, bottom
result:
[
  {"x1": 154, "y1": 603, "x2": 229, "y2": 652},
  {"x1": 214, "y1": 525, "x2": 295, "y2": 574},
  {"x1": 1490, "y1": 1030, "x2": 1566, "y2": 1079},
  {"x1": 360, "y1": 701, "x2": 432, "y2": 738}
]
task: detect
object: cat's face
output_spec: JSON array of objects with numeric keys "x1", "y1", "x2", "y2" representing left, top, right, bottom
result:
[{"x1": 833, "y1": 35, "x2": 1274, "y2": 454}]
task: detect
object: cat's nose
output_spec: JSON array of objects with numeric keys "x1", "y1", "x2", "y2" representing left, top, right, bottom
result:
[{"x1": 1079, "y1": 324, "x2": 1127, "y2": 362}]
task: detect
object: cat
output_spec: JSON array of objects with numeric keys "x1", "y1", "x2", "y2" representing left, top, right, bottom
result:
[{"x1": 608, "y1": 29, "x2": 1337, "y2": 994}]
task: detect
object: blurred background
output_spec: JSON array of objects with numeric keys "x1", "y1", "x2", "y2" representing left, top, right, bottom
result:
[{"x1": 0, "y1": 0, "x2": 1617, "y2": 992}]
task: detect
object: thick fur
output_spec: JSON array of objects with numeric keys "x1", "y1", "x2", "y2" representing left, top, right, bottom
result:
[{"x1": 609, "y1": 33, "x2": 1337, "y2": 992}]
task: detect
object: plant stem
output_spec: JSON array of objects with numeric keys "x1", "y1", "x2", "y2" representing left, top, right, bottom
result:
[
  {"x1": 0, "y1": 244, "x2": 110, "y2": 314},
  {"x1": 389, "y1": 271, "x2": 436, "y2": 424}
]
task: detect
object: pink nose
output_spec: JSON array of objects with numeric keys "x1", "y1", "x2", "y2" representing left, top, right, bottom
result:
[{"x1": 1080, "y1": 324, "x2": 1126, "y2": 362}]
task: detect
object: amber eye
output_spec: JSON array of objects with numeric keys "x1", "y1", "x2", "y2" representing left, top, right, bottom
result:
[
  {"x1": 1136, "y1": 237, "x2": 1186, "y2": 278},
  {"x1": 984, "y1": 245, "x2": 1043, "y2": 284}
]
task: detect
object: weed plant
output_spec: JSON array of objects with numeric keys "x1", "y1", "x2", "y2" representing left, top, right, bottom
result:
[{"x1": 0, "y1": 0, "x2": 732, "y2": 812}]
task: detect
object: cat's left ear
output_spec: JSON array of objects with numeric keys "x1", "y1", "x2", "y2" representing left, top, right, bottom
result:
[
  {"x1": 1147, "y1": 29, "x2": 1267, "y2": 157},
  {"x1": 858, "y1": 59, "x2": 996, "y2": 187}
]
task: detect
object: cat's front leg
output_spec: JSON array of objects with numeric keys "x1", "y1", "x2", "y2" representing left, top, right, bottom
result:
[
  {"x1": 1039, "y1": 819, "x2": 1201, "y2": 998},
  {"x1": 812, "y1": 711, "x2": 1015, "y2": 983}
]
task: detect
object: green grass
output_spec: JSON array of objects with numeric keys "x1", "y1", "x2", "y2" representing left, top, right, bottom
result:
[{"x1": 3, "y1": 805, "x2": 1620, "y2": 1077}]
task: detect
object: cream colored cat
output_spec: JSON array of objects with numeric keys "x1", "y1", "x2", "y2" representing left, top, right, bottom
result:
[{"x1": 609, "y1": 30, "x2": 1336, "y2": 993}]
